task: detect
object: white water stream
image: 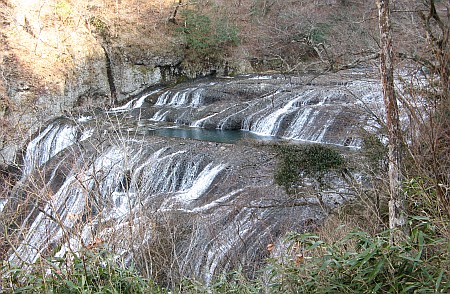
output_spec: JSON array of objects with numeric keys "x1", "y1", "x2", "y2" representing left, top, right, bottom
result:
[
  {"x1": 23, "y1": 120, "x2": 79, "y2": 177},
  {"x1": 6, "y1": 74, "x2": 382, "y2": 283}
]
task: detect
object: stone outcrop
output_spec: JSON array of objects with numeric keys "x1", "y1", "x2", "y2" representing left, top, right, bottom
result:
[
  {"x1": 5, "y1": 114, "x2": 352, "y2": 283},
  {"x1": 2, "y1": 73, "x2": 383, "y2": 281},
  {"x1": 0, "y1": 0, "x2": 186, "y2": 167}
]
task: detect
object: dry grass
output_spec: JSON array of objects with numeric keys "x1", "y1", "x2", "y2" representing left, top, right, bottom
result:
[
  {"x1": 1, "y1": 0, "x2": 180, "y2": 102},
  {"x1": 0, "y1": 0, "x2": 182, "y2": 161}
]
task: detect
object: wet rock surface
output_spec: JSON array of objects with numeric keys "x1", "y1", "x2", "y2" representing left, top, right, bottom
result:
[
  {"x1": 4, "y1": 72, "x2": 379, "y2": 283},
  {"x1": 113, "y1": 71, "x2": 382, "y2": 148}
]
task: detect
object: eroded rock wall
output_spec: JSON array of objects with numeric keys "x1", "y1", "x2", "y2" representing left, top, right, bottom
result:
[{"x1": 0, "y1": 0, "x2": 185, "y2": 167}]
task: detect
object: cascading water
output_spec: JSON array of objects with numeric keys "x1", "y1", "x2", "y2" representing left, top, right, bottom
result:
[
  {"x1": 23, "y1": 118, "x2": 80, "y2": 177},
  {"x1": 217, "y1": 103, "x2": 254, "y2": 129},
  {"x1": 285, "y1": 108, "x2": 315, "y2": 138},
  {"x1": 151, "y1": 109, "x2": 169, "y2": 121},
  {"x1": 249, "y1": 91, "x2": 312, "y2": 136},
  {"x1": 172, "y1": 163, "x2": 226, "y2": 204},
  {"x1": 146, "y1": 74, "x2": 381, "y2": 147},
  {"x1": 10, "y1": 135, "x2": 228, "y2": 267},
  {"x1": 4, "y1": 72, "x2": 382, "y2": 284},
  {"x1": 109, "y1": 89, "x2": 162, "y2": 112},
  {"x1": 155, "y1": 88, "x2": 204, "y2": 107}
]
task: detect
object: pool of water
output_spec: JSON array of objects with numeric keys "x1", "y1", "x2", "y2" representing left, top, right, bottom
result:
[{"x1": 149, "y1": 127, "x2": 280, "y2": 144}]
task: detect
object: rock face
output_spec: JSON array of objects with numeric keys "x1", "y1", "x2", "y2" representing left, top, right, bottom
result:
[
  {"x1": 111, "y1": 47, "x2": 185, "y2": 99},
  {"x1": 0, "y1": 0, "x2": 184, "y2": 167},
  {"x1": 3, "y1": 73, "x2": 381, "y2": 284}
]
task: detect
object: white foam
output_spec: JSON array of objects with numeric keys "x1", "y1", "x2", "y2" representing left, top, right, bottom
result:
[{"x1": 175, "y1": 163, "x2": 226, "y2": 203}]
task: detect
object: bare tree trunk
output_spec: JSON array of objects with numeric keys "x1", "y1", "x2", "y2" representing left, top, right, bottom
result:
[
  {"x1": 168, "y1": 0, "x2": 183, "y2": 24},
  {"x1": 418, "y1": 0, "x2": 450, "y2": 218},
  {"x1": 376, "y1": 0, "x2": 407, "y2": 244}
]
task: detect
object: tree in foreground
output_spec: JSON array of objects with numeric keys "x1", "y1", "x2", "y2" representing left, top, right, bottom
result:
[{"x1": 376, "y1": 0, "x2": 408, "y2": 244}]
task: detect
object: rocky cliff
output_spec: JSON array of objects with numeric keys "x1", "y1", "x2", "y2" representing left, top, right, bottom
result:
[
  {"x1": 0, "y1": 0, "x2": 187, "y2": 168},
  {"x1": 1, "y1": 72, "x2": 385, "y2": 284}
]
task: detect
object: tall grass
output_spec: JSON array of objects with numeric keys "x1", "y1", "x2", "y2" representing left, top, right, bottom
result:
[{"x1": 2, "y1": 248, "x2": 164, "y2": 293}]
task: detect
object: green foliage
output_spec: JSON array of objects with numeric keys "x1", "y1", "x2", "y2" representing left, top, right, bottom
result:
[
  {"x1": 179, "y1": 10, "x2": 212, "y2": 52},
  {"x1": 181, "y1": 271, "x2": 263, "y2": 293},
  {"x1": 274, "y1": 144, "x2": 345, "y2": 193},
  {"x1": 361, "y1": 134, "x2": 388, "y2": 172},
  {"x1": 1, "y1": 249, "x2": 164, "y2": 293},
  {"x1": 267, "y1": 217, "x2": 449, "y2": 293},
  {"x1": 177, "y1": 10, "x2": 239, "y2": 59},
  {"x1": 403, "y1": 177, "x2": 448, "y2": 219},
  {"x1": 55, "y1": 0, "x2": 73, "y2": 24},
  {"x1": 183, "y1": 217, "x2": 449, "y2": 293},
  {"x1": 89, "y1": 17, "x2": 109, "y2": 38},
  {"x1": 309, "y1": 24, "x2": 330, "y2": 44}
]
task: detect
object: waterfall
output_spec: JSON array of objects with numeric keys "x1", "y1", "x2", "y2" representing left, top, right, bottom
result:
[
  {"x1": 146, "y1": 150, "x2": 189, "y2": 193},
  {"x1": 23, "y1": 119, "x2": 79, "y2": 177},
  {"x1": 0, "y1": 199, "x2": 7, "y2": 213},
  {"x1": 174, "y1": 163, "x2": 226, "y2": 203},
  {"x1": 204, "y1": 210, "x2": 253, "y2": 283},
  {"x1": 284, "y1": 108, "x2": 340, "y2": 144},
  {"x1": 315, "y1": 117, "x2": 335, "y2": 143},
  {"x1": 250, "y1": 93, "x2": 307, "y2": 136},
  {"x1": 5, "y1": 73, "x2": 380, "y2": 283},
  {"x1": 10, "y1": 135, "x2": 229, "y2": 267},
  {"x1": 123, "y1": 75, "x2": 382, "y2": 147},
  {"x1": 154, "y1": 91, "x2": 171, "y2": 106},
  {"x1": 241, "y1": 105, "x2": 270, "y2": 131},
  {"x1": 190, "y1": 88, "x2": 204, "y2": 107},
  {"x1": 80, "y1": 129, "x2": 94, "y2": 142},
  {"x1": 190, "y1": 113, "x2": 218, "y2": 128},
  {"x1": 151, "y1": 109, "x2": 169, "y2": 121},
  {"x1": 188, "y1": 189, "x2": 243, "y2": 213},
  {"x1": 285, "y1": 108, "x2": 314, "y2": 139},
  {"x1": 134, "y1": 89, "x2": 162, "y2": 108},
  {"x1": 109, "y1": 89, "x2": 162, "y2": 112},
  {"x1": 217, "y1": 103, "x2": 255, "y2": 130},
  {"x1": 9, "y1": 174, "x2": 87, "y2": 264},
  {"x1": 155, "y1": 88, "x2": 204, "y2": 107}
]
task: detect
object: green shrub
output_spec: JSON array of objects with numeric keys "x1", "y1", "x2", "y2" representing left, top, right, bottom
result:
[
  {"x1": 403, "y1": 177, "x2": 450, "y2": 222},
  {"x1": 267, "y1": 216, "x2": 449, "y2": 293},
  {"x1": 178, "y1": 216, "x2": 448, "y2": 293},
  {"x1": 309, "y1": 23, "x2": 330, "y2": 44},
  {"x1": 274, "y1": 144, "x2": 345, "y2": 194},
  {"x1": 55, "y1": 0, "x2": 73, "y2": 24},
  {"x1": 179, "y1": 10, "x2": 212, "y2": 53},
  {"x1": 177, "y1": 10, "x2": 239, "y2": 59},
  {"x1": 1, "y1": 249, "x2": 164, "y2": 293},
  {"x1": 181, "y1": 271, "x2": 263, "y2": 294}
]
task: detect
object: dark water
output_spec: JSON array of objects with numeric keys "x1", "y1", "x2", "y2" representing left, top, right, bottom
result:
[{"x1": 149, "y1": 127, "x2": 279, "y2": 144}]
